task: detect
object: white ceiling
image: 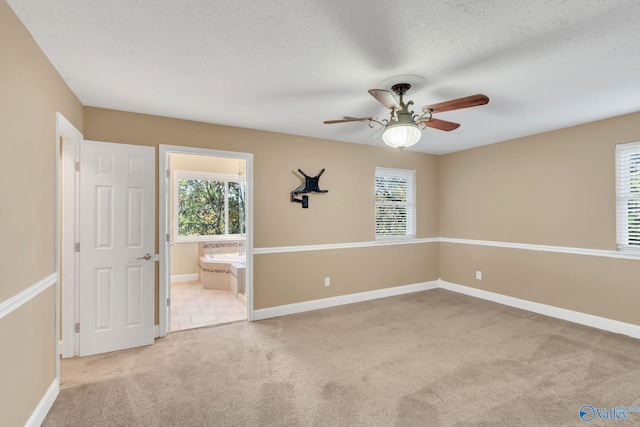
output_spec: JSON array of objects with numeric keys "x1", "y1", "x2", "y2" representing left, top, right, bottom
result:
[{"x1": 7, "y1": 0, "x2": 640, "y2": 154}]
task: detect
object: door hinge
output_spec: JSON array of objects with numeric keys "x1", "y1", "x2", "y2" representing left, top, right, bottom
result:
[
  {"x1": 75, "y1": 323, "x2": 80, "y2": 333},
  {"x1": 75, "y1": 162, "x2": 80, "y2": 172},
  {"x1": 75, "y1": 242, "x2": 80, "y2": 252},
  {"x1": 166, "y1": 169, "x2": 170, "y2": 178},
  {"x1": 166, "y1": 233, "x2": 170, "y2": 242},
  {"x1": 167, "y1": 298, "x2": 171, "y2": 307}
]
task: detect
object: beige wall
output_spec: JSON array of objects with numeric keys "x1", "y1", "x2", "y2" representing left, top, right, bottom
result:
[
  {"x1": 256, "y1": 243, "x2": 439, "y2": 308},
  {"x1": 440, "y1": 243, "x2": 640, "y2": 325},
  {"x1": 171, "y1": 242, "x2": 199, "y2": 276},
  {"x1": 4, "y1": 0, "x2": 640, "y2": 422},
  {"x1": 169, "y1": 154, "x2": 244, "y2": 276},
  {"x1": 0, "y1": 1, "x2": 83, "y2": 426},
  {"x1": 0, "y1": 288, "x2": 57, "y2": 427},
  {"x1": 1, "y1": 4, "x2": 83, "y2": 299},
  {"x1": 83, "y1": 107, "x2": 441, "y2": 310},
  {"x1": 439, "y1": 112, "x2": 640, "y2": 325},
  {"x1": 84, "y1": 108, "x2": 439, "y2": 246}
]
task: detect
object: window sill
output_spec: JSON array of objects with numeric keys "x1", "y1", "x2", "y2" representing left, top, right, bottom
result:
[
  {"x1": 175, "y1": 234, "x2": 246, "y2": 244},
  {"x1": 373, "y1": 237, "x2": 434, "y2": 246},
  {"x1": 616, "y1": 247, "x2": 640, "y2": 258},
  {"x1": 375, "y1": 236, "x2": 418, "y2": 243}
]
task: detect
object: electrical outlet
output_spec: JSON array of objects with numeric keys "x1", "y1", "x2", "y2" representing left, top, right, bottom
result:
[
  {"x1": 476, "y1": 271, "x2": 482, "y2": 280},
  {"x1": 324, "y1": 277, "x2": 331, "y2": 286}
]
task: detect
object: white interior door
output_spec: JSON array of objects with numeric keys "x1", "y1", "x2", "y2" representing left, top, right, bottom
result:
[{"x1": 79, "y1": 140, "x2": 155, "y2": 356}]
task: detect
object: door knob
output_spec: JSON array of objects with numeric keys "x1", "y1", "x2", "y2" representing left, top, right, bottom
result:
[{"x1": 136, "y1": 253, "x2": 152, "y2": 260}]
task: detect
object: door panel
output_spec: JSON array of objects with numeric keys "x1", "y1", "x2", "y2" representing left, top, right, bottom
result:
[{"x1": 79, "y1": 140, "x2": 155, "y2": 356}]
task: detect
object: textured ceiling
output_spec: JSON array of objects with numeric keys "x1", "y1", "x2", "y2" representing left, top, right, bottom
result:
[{"x1": 7, "y1": 0, "x2": 640, "y2": 154}]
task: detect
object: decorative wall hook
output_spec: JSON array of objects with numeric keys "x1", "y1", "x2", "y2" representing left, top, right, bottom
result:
[{"x1": 291, "y1": 168, "x2": 328, "y2": 208}]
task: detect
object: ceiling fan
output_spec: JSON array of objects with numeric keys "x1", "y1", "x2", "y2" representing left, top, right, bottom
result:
[{"x1": 324, "y1": 83, "x2": 489, "y2": 150}]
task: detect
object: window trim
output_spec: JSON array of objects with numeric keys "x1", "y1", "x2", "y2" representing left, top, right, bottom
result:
[
  {"x1": 615, "y1": 141, "x2": 640, "y2": 253},
  {"x1": 375, "y1": 166, "x2": 416, "y2": 240},
  {"x1": 173, "y1": 170, "x2": 245, "y2": 243}
]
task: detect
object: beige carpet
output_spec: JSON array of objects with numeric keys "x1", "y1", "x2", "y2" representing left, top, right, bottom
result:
[{"x1": 44, "y1": 289, "x2": 640, "y2": 426}]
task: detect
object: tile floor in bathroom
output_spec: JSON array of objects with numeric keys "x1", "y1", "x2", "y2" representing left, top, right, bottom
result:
[{"x1": 170, "y1": 280, "x2": 246, "y2": 331}]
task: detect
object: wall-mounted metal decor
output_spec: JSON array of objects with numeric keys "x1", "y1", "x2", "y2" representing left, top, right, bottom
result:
[{"x1": 291, "y1": 168, "x2": 328, "y2": 208}]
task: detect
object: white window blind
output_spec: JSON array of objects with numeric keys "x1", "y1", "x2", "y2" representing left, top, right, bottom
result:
[
  {"x1": 616, "y1": 141, "x2": 640, "y2": 252},
  {"x1": 375, "y1": 167, "x2": 416, "y2": 238}
]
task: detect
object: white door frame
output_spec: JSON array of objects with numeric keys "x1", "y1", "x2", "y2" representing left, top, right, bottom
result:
[
  {"x1": 158, "y1": 145, "x2": 254, "y2": 336},
  {"x1": 56, "y1": 112, "x2": 82, "y2": 359},
  {"x1": 58, "y1": 120, "x2": 157, "y2": 357}
]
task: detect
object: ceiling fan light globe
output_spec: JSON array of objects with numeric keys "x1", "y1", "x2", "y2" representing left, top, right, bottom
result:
[{"x1": 382, "y1": 123, "x2": 421, "y2": 150}]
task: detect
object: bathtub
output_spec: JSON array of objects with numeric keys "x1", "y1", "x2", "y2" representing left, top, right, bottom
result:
[
  {"x1": 204, "y1": 252, "x2": 246, "y2": 262},
  {"x1": 199, "y1": 252, "x2": 246, "y2": 298}
]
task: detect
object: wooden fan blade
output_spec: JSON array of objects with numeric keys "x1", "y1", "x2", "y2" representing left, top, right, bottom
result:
[
  {"x1": 422, "y1": 94, "x2": 489, "y2": 114},
  {"x1": 422, "y1": 118, "x2": 460, "y2": 131},
  {"x1": 323, "y1": 116, "x2": 375, "y2": 124},
  {"x1": 368, "y1": 89, "x2": 402, "y2": 111}
]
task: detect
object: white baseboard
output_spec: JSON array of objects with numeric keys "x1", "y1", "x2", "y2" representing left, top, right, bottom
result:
[
  {"x1": 254, "y1": 279, "x2": 640, "y2": 339},
  {"x1": 253, "y1": 281, "x2": 439, "y2": 321},
  {"x1": 439, "y1": 280, "x2": 640, "y2": 339},
  {"x1": 171, "y1": 273, "x2": 199, "y2": 283},
  {"x1": 25, "y1": 378, "x2": 58, "y2": 427}
]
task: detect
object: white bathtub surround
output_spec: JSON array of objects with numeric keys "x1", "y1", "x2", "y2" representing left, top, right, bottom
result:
[
  {"x1": 198, "y1": 241, "x2": 246, "y2": 298},
  {"x1": 199, "y1": 257, "x2": 233, "y2": 290},
  {"x1": 199, "y1": 253, "x2": 246, "y2": 290},
  {"x1": 204, "y1": 252, "x2": 247, "y2": 262},
  {"x1": 198, "y1": 240, "x2": 245, "y2": 256},
  {"x1": 230, "y1": 262, "x2": 246, "y2": 302}
]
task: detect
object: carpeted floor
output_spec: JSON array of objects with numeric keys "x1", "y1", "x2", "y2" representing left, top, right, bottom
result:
[{"x1": 44, "y1": 289, "x2": 640, "y2": 426}]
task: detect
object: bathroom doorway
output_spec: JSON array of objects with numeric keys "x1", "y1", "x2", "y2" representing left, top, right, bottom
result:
[{"x1": 159, "y1": 146, "x2": 253, "y2": 335}]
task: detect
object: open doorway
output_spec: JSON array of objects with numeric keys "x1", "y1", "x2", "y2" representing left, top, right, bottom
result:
[{"x1": 158, "y1": 146, "x2": 253, "y2": 335}]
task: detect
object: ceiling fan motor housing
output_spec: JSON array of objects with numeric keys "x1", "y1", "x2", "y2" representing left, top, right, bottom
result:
[{"x1": 391, "y1": 83, "x2": 411, "y2": 97}]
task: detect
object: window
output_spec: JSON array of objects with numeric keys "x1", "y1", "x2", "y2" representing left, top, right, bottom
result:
[
  {"x1": 174, "y1": 171, "x2": 245, "y2": 242},
  {"x1": 375, "y1": 167, "x2": 416, "y2": 238},
  {"x1": 616, "y1": 142, "x2": 640, "y2": 252}
]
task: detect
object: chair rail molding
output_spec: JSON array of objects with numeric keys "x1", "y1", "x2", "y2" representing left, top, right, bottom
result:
[{"x1": 0, "y1": 273, "x2": 57, "y2": 320}]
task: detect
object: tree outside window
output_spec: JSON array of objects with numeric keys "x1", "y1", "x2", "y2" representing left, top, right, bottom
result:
[{"x1": 175, "y1": 171, "x2": 245, "y2": 241}]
